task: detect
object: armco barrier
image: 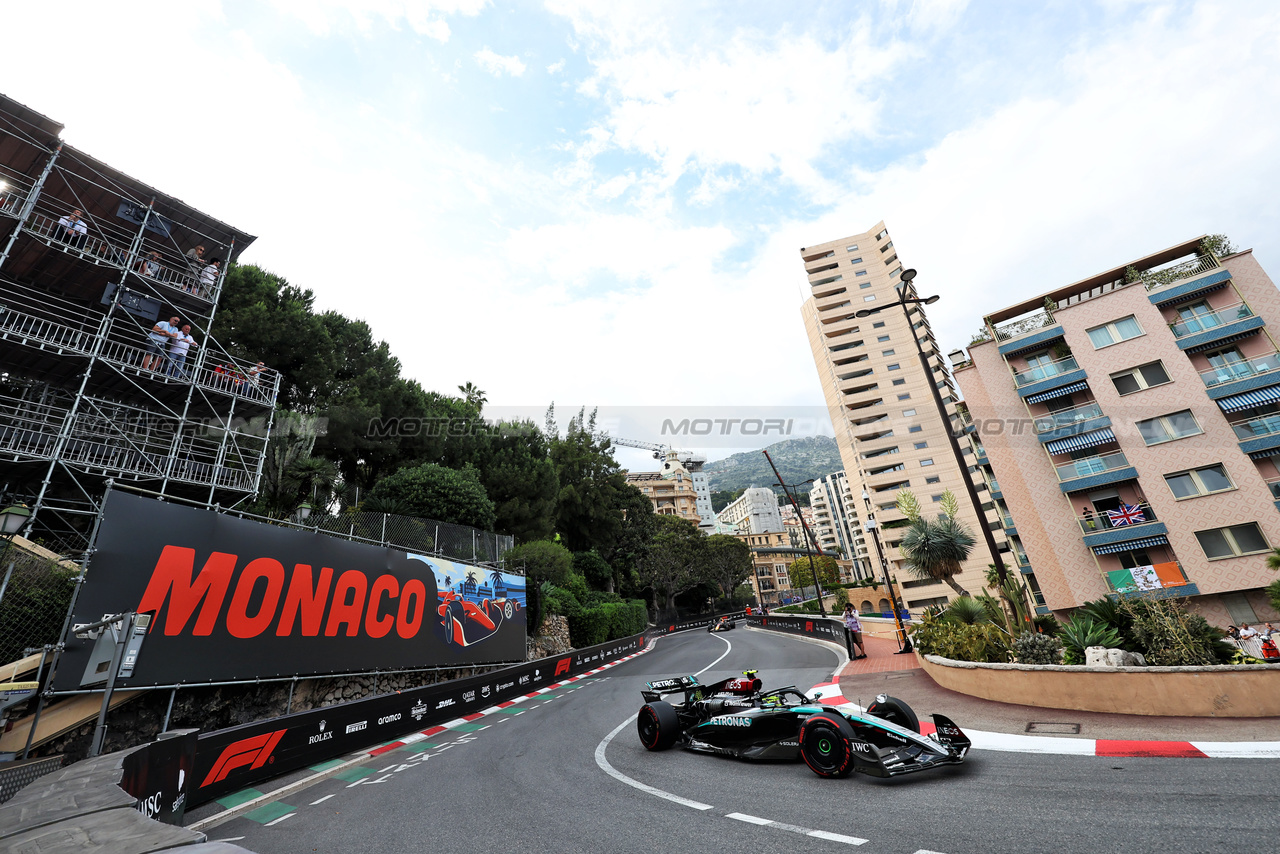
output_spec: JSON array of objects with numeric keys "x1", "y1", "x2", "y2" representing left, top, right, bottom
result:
[
  {"x1": 646, "y1": 610, "x2": 746, "y2": 636},
  {"x1": 746, "y1": 614, "x2": 847, "y2": 647},
  {"x1": 191, "y1": 632, "x2": 647, "y2": 805}
]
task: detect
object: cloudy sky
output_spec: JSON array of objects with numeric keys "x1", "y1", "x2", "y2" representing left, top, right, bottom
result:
[{"x1": 6, "y1": 1, "x2": 1279, "y2": 471}]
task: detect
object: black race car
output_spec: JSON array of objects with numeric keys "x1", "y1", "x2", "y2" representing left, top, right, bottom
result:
[
  {"x1": 636, "y1": 671, "x2": 970, "y2": 779},
  {"x1": 708, "y1": 616, "x2": 737, "y2": 633}
]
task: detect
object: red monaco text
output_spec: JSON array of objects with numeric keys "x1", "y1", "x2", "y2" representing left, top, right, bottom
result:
[{"x1": 137, "y1": 547, "x2": 429, "y2": 639}]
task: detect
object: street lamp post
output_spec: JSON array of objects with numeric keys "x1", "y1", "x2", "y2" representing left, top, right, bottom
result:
[
  {"x1": 0, "y1": 504, "x2": 32, "y2": 607},
  {"x1": 861, "y1": 489, "x2": 912, "y2": 653},
  {"x1": 855, "y1": 269, "x2": 1008, "y2": 584}
]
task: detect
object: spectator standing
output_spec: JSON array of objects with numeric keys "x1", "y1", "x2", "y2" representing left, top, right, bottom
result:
[
  {"x1": 167, "y1": 324, "x2": 198, "y2": 379},
  {"x1": 200, "y1": 258, "x2": 221, "y2": 296},
  {"x1": 138, "y1": 250, "x2": 162, "y2": 277},
  {"x1": 56, "y1": 209, "x2": 88, "y2": 248},
  {"x1": 1238, "y1": 623, "x2": 1259, "y2": 641},
  {"x1": 842, "y1": 602, "x2": 868, "y2": 660},
  {"x1": 143, "y1": 316, "x2": 180, "y2": 372}
]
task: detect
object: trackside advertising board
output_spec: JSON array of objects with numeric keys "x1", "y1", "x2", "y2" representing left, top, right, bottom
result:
[
  {"x1": 191, "y1": 633, "x2": 647, "y2": 805},
  {"x1": 746, "y1": 614, "x2": 845, "y2": 645},
  {"x1": 646, "y1": 610, "x2": 746, "y2": 636},
  {"x1": 53, "y1": 492, "x2": 527, "y2": 691}
]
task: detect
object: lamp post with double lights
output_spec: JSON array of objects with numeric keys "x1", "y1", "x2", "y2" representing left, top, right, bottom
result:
[
  {"x1": 855, "y1": 269, "x2": 1008, "y2": 584},
  {"x1": 0, "y1": 504, "x2": 32, "y2": 607}
]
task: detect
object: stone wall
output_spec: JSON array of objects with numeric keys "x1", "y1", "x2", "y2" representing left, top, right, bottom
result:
[{"x1": 526, "y1": 615, "x2": 572, "y2": 661}]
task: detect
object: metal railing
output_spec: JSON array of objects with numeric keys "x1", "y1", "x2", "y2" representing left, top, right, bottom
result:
[
  {"x1": 1105, "y1": 562, "x2": 1191, "y2": 594},
  {"x1": 1143, "y1": 254, "x2": 1221, "y2": 291},
  {"x1": 1056, "y1": 451, "x2": 1129, "y2": 482},
  {"x1": 993, "y1": 309, "x2": 1055, "y2": 342},
  {"x1": 985, "y1": 476, "x2": 1001, "y2": 493},
  {"x1": 1170, "y1": 302, "x2": 1254, "y2": 338},
  {"x1": 1264, "y1": 477, "x2": 1280, "y2": 500},
  {"x1": 1078, "y1": 502, "x2": 1159, "y2": 533},
  {"x1": 1013, "y1": 355, "x2": 1078, "y2": 387},
  {"x1": 1035, "y1": 402, "x2": 1104, "y2": 433},
  {"x1": 1199, "y1": 352, "x2": 1280, "y2": 387},
  {"x1": 1230, "y1": 413, "x2": 1280, "y2": 441}
]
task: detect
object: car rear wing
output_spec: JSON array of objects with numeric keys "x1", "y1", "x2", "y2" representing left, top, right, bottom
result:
[{"x1": 642, "y1": 675, "x2": 700, "y2": 702}]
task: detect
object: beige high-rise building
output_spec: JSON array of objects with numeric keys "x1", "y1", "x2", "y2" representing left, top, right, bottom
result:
[{"x1": 799, "y1": 222, "x2": 1007, "y2": 610}]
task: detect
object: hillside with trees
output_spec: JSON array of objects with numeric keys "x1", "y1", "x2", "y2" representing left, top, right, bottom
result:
[{"x1": 703, "y1": 436, "x2": 843, "y2": 494}]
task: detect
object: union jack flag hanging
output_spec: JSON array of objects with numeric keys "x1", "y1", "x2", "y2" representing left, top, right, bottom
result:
[{"x1": 1106, "y1": 503, "x2": 1147, "y2": 527}]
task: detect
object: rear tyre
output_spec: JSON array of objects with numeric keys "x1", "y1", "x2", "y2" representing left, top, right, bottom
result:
[
  {"x1": 637, "y1": 701, "x2": 681, "y2": 751},
  {"x1": 799, "y1": 713, "x2": 856, "y2": 778},
  {"x1": 866, "y1": 694, "x2": 920, "y2": 733}
]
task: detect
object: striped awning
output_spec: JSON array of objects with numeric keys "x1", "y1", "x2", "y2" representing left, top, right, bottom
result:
[
  {"x1": 1026, "y1": 381, "x2": 1088, "y2": 405},
  {"x1": 1093, "y1": 535, "x2": 1169, "y2": 555},
  {"x1": 1046, "y1": 427, "x2": 1116, "y2": 455},
  {"x1": 1184, "y1": 329, "x2": 1260, "y2": 354},
  {"x1": 1248, "y1": 449, "x2": 1280, "y2": 461},
  {"x1": 1216, "y1": 384, "x2": 1280, "y2": 413}
]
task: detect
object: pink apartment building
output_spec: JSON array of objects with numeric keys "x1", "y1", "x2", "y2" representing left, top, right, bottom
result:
[{"x1": 954, "y1": 236, "x2": 1280, "y2": 627}]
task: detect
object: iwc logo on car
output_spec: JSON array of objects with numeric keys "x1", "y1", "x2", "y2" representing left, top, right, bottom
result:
[
  {"x1": 346, "y1": 721, "x2": 368, "y2": 734},
  {"x1": 709, "y1": 716, "x2": 752, "y2": 727}
]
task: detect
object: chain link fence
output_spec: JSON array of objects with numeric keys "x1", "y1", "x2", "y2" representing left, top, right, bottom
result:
[{"x1": 0, "y1": 544, "x2": 80, "y2": 665}]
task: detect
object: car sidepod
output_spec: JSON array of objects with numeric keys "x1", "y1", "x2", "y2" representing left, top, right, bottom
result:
[{"x1": 683, "y1": 706, "x2": 806, "y2": 760}]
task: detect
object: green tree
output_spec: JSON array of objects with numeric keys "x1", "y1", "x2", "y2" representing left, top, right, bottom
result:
[
  {"x1": 573, "y1": 551, "x2": 614, "y2": 592},
  {"x1": 897, "y1": 489, "x2": 975, "y2": 597},
  {"x1": 547, "y1": 407, "x2": 633, "y2": 553},
  {"x1": 705, "y1": 535, "x2": 752, "y2": 604},
  {"x1": 471, "y1": 421, "x2": 558, "y2": 543},
  {"x1": 636, "y1": 515, "x2": 707, "y2": 613},
  {"x1": 458, "y1": 382, "x2": 487, "y2": 414},
  {"x1": 366, "y1": 462, "x2": 496, "y2": 530},
  {"x1": 786, "y1": 555, "x2": 840, "y2": 600},
  {"x1": 505, "y1": 539, "x2": 574, "y2": 587}
]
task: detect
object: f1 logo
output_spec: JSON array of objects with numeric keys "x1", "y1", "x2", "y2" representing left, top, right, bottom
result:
[
  {"x1": 554, "y1": 657, "x2": 571, "y2": 677},
  {"x1": 201, "y1": 729, "x2": 286, "y2": 787},
  {"x1": 805, "y1": 621, "x2": 814, "y2": 632}
]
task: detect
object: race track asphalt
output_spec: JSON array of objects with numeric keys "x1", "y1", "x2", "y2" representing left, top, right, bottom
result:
[{"x1": 199, "y1": 628, "x2": 1276, "y2": 854}]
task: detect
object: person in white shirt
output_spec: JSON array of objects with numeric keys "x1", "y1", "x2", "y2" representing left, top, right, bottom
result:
[
  {"x1": 56, "y1": 209, "x2": 88, "y2": 248},
  {"x1": 199, "y1": 258, "x2": 221, "y2": 296},
  {"x1": 167, "y1": 324, "x2": 198, "y2": 378},
  {"x1": 1238, "y1": 623, "x2": 1259, "y2": 641},
  {"x1": 144, "y1": 316, "x2": 180, "y2": 372},
  {"x1": 842, "y1": 602, "x2": 868, "y2": 660}
]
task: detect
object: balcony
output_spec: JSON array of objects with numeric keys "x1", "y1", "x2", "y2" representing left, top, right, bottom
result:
[
  {"x1": 994, "y1": 310, "x2": 1065, "y2": 356},
  {"x1": 1011, "y1": 356, "x2": 1088, "y2": 400},
  {"x1": 1056, "y1": 452, "x2": 1138, "y2": 493},
  {"x1": 984, "y1": 477, "x2": 1002, "y2": 498},
  {"x1": 1200, "y1": 351, "x2": 1280, "y2": 399},
  {"x1": 1034, "y1": 403, "x2": 1111, "y2": 444},
  {"x1": 1104, "y1": 561, "x2": 1198, "y2": 599},
  {"x1": 1170, "y1": 302, "x2": 1265, "y2": 352},
  {"x1": 1079, "y1": 503, "x2": 1167, "y2": 549},
  {"x1": 1232, "y1": 413, "x2": 1280, "y2": 457},
  {"x1": 1143, "y1": 254, "x2": 1227, "y2": 301}
]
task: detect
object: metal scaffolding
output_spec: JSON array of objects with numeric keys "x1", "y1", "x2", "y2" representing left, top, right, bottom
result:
[{"x1": 0, "y1": 92, "x2": 275, "y2": 552}]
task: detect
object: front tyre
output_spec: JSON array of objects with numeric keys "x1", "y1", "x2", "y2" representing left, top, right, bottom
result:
[
  {"x1": 637, "y1": 701, "x2": 681, "y2": 751},
  {"x1": 799, "y1": 713, "x2": 856, "y2": 778},
  {"x1": 866, "y1": 694, "x2": 920, "y2": 733}
]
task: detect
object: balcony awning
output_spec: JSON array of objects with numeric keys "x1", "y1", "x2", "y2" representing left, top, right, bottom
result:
[
  {"x1": 1215, "y1": 383, "x2": 1280, "y2": 413},
  {"x1": 1026, "y1": 381, "x2": 1088, "y2": 405},
  {"x1": 1248, "y1": 449, "x2": 1280, "y2": 461},
  {"x1": 1046, "y1": 427, "x2": 1116, "y2": 455},
  {"x1": 1183, "y1": 328, "x2": 1261, "y2": 354},
  {"x1": 1093, "y1": 535, "x2": 1169, "y2": 555}
]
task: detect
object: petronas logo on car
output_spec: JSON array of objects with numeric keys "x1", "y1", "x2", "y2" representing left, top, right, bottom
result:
[{"x1": 709, "y1": 716, "x2": 752, "y2": 727}]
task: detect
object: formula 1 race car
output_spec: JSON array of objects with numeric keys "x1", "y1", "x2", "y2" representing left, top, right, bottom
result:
[
  {"x1": 708, "y1": 616, "x2": 737, "y2": 633},
  {"x1": 636, "y1": 671, "x2": 970, "y2": 779}
]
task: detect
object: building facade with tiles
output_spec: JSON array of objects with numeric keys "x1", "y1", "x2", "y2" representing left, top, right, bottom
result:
[{"x1": 953, "y1": 236, "x2": 1280, "y2": 626}]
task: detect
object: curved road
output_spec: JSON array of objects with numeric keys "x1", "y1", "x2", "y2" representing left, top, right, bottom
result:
[{"x1": 203, "y1": 629, "x2": 1272, "y2": 854}]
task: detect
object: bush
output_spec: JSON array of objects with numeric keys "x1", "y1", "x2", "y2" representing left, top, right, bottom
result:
[
  {"x1": 1058, "y1": 616, "x2": 1123, "y2": 665},
  {"x1": 1013, "y1": 631, "x2": 1063, "y2": 665},
  {"x1": 910, "y1": 611, "x2": 1009, "y2": 663},
  {"x1": 1032, "y1": 614, "x2": 1061, "y2": 637},
  {"x1": 506, "y1": 540, "x2": 574, "y2": 586},
  {"x1": 573, "y1": 551, "x2": 613, "y2": 590},
  {"x1": 1119, "y1": 596, "x2": 1233, "y2": 666},
  {"x1": 567, "y1": 600, "x2": 647, "y2": 647},
  {"x1": 543, "y1": 585, "x2": 582, "y2": 619}
]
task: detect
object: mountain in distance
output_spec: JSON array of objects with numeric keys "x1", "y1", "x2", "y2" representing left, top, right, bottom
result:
[{"x1": 703, "y1": 436, "x2": 844, "y2": 494}]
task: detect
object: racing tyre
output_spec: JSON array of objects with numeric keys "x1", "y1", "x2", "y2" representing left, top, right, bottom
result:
[
  {"x1": 637, "y1": 701, "x2": 681, "y2": 751},
  {"x1": 799, "y1": 713, "x2": 857, "y2": 779},
  {"x1": 866, "y1": 694, "x2": 920, "y2": 733}
]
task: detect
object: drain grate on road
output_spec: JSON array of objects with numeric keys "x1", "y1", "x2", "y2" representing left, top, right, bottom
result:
[{"x1": 1026, "y1": 722, "x2": 1081, "y2": 734}]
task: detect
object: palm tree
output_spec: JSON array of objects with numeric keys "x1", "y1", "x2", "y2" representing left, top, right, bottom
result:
[
  {"x1": 1266, "y1": 547, "x2": 1280, "y2": 572},
  {"x1": 896, "y1": 489, "x2": 975, "y2": 598},
  {"x1": 458, "y1": 382, "x2": 487, "y2": 414},
  {"x1": 488, "y1": 569, "x2": 507, "y2": 598},
  {"x1": 463, "y1": 570, "x2": 478, "y2": 595}
]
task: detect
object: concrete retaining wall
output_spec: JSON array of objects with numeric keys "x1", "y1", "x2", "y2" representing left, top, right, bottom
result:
[{"x1": 918, "y1": 653, "x2": 1280, "y2": 717}]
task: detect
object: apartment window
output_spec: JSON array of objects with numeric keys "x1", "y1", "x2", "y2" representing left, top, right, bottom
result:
[
  {"x1": 855, "y1": 270, "x2": 868, "y2": 277},
  {"x1": 1164, "y1": 464, "x2": 1233, "y2": 499},
  {"x1": 925, "y1": 476, "x2": 941, "y2": 484},
  {"x1": 875, "y1": 228, "x2": 888, "y2": 240},
  {"x1": 898, "y1": 393, "x2": 911, "y2": 401},
  {"x1": 873, "y1": 321, "x2": 885, "y2": 328},
  {"x1": 887, "y1": 363, "x2": 901, "y2": 371},
  {"x1": 914, "y1": 441, "x2": 928, "y2": 449},
  {"x1": 846, "y1": 244, "x2": 858, "y2": 252},
  {"x1": 892, "y1": 378, "x2": 906, "y2": 386},
  {"x1": 1087, "y1": 315, "x2": 1143, "y2": 348},
  {"x1": 860, "y1": 282, "x2": 873, "y2": 289},
  {"x1": 863, "y1": 295, "x2": 879, "y2": 303},
  {"x1": 882, "y1": 349, "x2": 895, "y2": 356},
  {"x1": 849, "y1": 256, "x2": 863, "y2": 264},
  {"x1": 909, "y1": 425, "x2": 923, "y2": 433},
  {"x1": 877, "y1": 335, "x2": 890, "y2": 342},
  {"x1": 1111, "y1": 361, "x2": 1171, "y2": 395},
  {"x1": 884, "y1": 254, "x2": 898, "y2": 265},
  {"x1": 920, "y1": 458, "x2": 935, "y2": 467},
  {"x1": 931, "y1": 494, "x2": 943, "y2": 502},
  {"x1": 1195, "y1": 523, "x2": 1269, "y2": 559},
  {"x1": 1137, "y1": 410, "x2": 1202, "y2": 445},
  {"x1": 878, "y1": 502, "x2": 896, "y2": 511},
  {"x1": 902, "y1": 409, "x2": 917, "y2": 416}
]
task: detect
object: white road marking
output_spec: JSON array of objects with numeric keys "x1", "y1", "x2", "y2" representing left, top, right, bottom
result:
[
  {"x1": 309, "y1": 794, "x2": 334, "y2": 806},
  {"x1": 810, "y1": 830, "x2": 869, "y2": 845},
  {"x1": 264, "y1": 813, "x2": 294, "y2": 827},
  {"x1": 727, "y1": 812, "x2": 771, "y2": 825},
  {"x1": 912, "y1": 850, "x2": 949, "y2": 853}
]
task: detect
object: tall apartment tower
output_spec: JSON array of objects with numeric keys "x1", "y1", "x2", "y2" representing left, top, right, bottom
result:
[
  {"x1": 808, "y1": 471, "x2": 872, "y2": 579},
  {"x1": 800, "y1": 222, "x2": 1005, "y2": 610},
  {"x1": 0, "y1": 93, "x2": 277, "y2": 550},
  {"x1": 717, "y1": 487, "x2": 785, "y2": 535},
  {"x1": 954, "y1": 237, "x2": 1280, "y2": 626}
]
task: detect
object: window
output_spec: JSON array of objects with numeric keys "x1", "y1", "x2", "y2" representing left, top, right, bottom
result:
[
  {"x1": 877, "y1": 335, "x2": 890, "y2": 342},
  {"x1": 931, "y1": 495, "x2": 943, "y2": 502},
  {"x1": 878, "y1": 502, "x2": 896, "y2": 511},
  {"x1": 1111, "y1": 361, "x2": 1170, "y2": 395},
  {"x1": 849, "y1": 256, "x2": 863, "y2": 264},
  {"x1": 860, "y1": 282, "x2": 872, "y2": 289},
  {"x1": 892, "y1": 378, "x2": 906, "y2": 386},
  {"x1": 909, "y1": 425, "x2": 923, "y2": 433},
  {"x1": 898, "y1": 393, "x2": 911, "y2": 401},
  {"x1": 1164, "y1": 464, "x2": 1233, "y2": 499},
  {"x1": 887, "y1": 363, "x2": 900, "y2": 371},
  {"x1": 914, "y1": 441, "x2": 928, "y2": 449},
  {"x1": 855, "y1": 270, "x2": 868, "y2": 277},
  {"x1": 925, "y1": 476, "x2": 941, "y2": 484},
  {"x1": 846, "y1": 245, "x2": 859, "y2": 251},
  {"x1": 882, "y1": 349, "x2": 895, "y2": 356},
  {"x1": 1137, "y1": 410, "x2": 1202, "y2": 445},
  {"x1": 920, "y1": 458, "x2": 935, "y2": 466},
  {"x1": 1087, "y1": 315, "x2": 1143, "y2": 348},
  {"x1": 873, "y1": 321, "x2": 885, "y2": 328},
  {"x1": 1195, "y1": 523, "x2": 1269, "y2": 559},
  {"x1": 875, "y1": 228, "x2": 888, "y2": 240},
  {"x1": 902, "y1": 409, "x2": 917, "y2": 416}
]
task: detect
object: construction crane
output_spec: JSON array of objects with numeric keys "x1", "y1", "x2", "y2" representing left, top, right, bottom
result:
[
  {"x1": 611, "y1": 437, "x2": 715, "y2": 532},
  {"x1": 610, "y1": 437, "x2": 707, "y2": 471}
]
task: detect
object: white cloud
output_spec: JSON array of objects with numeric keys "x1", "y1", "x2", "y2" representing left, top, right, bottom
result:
[
  {"x1": 474, "y1": 47, "x2": 527, "y2": 77},
  {"x1": 546, "y1": 59, "x2": 566, "y2": 74},
  {"x1": 269, "y1": 0, "x2": 488, "y2": 40}
]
